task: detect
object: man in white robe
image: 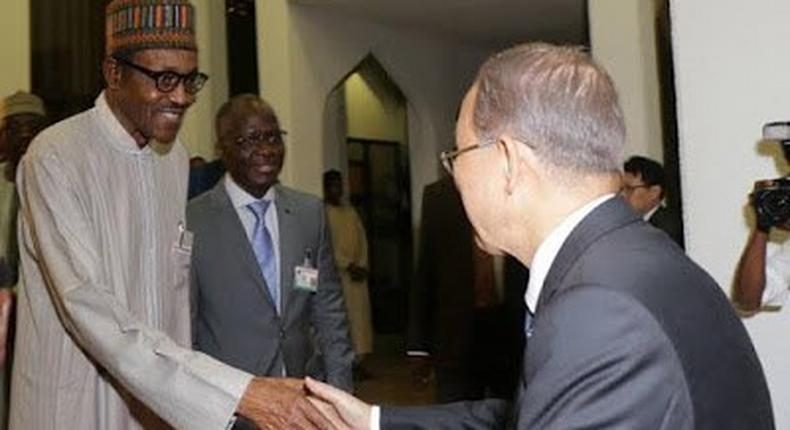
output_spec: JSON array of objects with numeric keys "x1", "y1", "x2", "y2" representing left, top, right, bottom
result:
[
  {"x1": 323, "y1": 171, "x2": 373, "y2": 373},
  {"x1": 8, "y1": 1, "x2": 328, "y2": 429}
]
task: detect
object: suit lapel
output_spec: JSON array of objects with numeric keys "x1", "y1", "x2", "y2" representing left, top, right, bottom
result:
[
  {"x1": 209, "y1": 184, "x2": 278, "y2": 311},
  {"x1": 275, "y1": 186, "x2": 299, "y2": 316},
  {"x1": 536, "y1": 197, "x2": 641, "y2": 311}
]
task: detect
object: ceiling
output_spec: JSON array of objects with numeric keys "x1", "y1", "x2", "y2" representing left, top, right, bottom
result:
[{"x1": 288, "y1": 0, "x2": 589, "y2": 49}]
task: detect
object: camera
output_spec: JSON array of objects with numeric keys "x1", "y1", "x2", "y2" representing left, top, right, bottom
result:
[{"x1": 752, "y1": 122, "x2": 790, "y2": 228}]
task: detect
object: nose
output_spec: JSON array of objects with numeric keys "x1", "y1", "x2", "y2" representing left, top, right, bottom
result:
[{"x1": 168, "y1": 81, "x2": 195, "y2": 107}]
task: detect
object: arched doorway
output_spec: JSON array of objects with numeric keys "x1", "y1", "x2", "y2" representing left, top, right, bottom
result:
[{"x1": 323, "y1": 54, "x2": 413, "y2": 346}]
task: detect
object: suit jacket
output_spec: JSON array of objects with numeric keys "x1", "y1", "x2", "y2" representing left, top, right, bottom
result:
[
  {"x1": 408, "y1": 177, "x2": 527, "y2": 368},
  {"x1": 408, "y1": 177, "x2": 476, "y2": 365},
  {"x1": 383, "y1": 197, "x2": 773, "y2": 429},
  {"x1": 649, "y1": 205, "x2": 684, "y2": 247},
  {"x1": 188, "y1": 183, "x2": 353, "y2": 391},
  {"x1": 188, "y1": 159, "x2": 225, "y2": 200}
]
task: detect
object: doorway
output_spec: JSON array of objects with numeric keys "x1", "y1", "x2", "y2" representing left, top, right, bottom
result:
[{"x1": 323, "y1": 55, "x2": 412, "y2": 340}]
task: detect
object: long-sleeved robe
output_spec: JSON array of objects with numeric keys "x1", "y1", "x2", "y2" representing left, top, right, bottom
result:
[
  {"x1": 9, "y1": 93, "x2": 252, "y2": 430},
  {"x1": 326, "y1": 204, "x2": 373, "y2": 356}
]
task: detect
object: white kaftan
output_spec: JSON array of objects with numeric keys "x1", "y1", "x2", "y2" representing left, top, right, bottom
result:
[
  {"x1": 9, "y1": 93, "x2": 252, "y2": 430},
  {"x1": 326, "y1": 204, "x2": 373, "y2": 356}
]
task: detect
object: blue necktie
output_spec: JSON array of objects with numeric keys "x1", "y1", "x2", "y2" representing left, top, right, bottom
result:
[
  {"x1": 524, "y1": 307, "x2": 535, "y2": 338},
  {"x1": 248, "y1": 200, "x2": 279, "y2": 313}
]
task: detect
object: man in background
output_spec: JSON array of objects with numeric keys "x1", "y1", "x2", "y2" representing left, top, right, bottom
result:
[
  {"x1": 189, "y1": 94, "x2": 354, "y2": 392},
  {"x1": 324, "y1": 170, "x2": 374, "y2": 381},
  {"x1": 622, "y1": 155, "x2": 683, "y2": 245},
  {"x1": 0, "y1": 91, "x2": 47, "y2": 430},
  {"x1": 734, "y1": 179, "x2": 790, "y2": 312},
  {"x1": 407, "y1": 174, "x2": 525, "y2": 402},
  {"x1": 0, "y1": 91, "x2": 47, "y2": 288}
]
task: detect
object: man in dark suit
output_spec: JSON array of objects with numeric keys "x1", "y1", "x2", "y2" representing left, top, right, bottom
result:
[
  {"x1": 622, "y1": 155, "x2": 683, "y2": 246},
  {"x1": 306, "y1": 42, "x2": 773, "y2": 429},
  {"x1": 407, "y1": 175, "x2": 526, "y2": 402},
  {"x1": 188, "y1": 94, "x2": 353, "y2": 393}
]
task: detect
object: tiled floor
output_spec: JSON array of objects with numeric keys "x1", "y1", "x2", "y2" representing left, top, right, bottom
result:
[
  {"x1": 355, "y1": 353, "x2": 435, "y2": 406},
  {"x1": 354, "y1": 334, "x2": 436, "y2": 406}
]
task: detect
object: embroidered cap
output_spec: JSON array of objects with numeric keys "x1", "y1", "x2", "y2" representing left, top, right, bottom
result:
[{"x1": 105, "y1": 0, "x2": 197, "y2": 57}]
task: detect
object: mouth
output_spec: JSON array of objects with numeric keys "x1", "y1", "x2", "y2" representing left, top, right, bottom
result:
[
  {"x1": 156, "y1": 108, "x2": 185, "y2": 123},
  {"x1": 252, "y1": 163, "x2": 278, "y2": 175}
]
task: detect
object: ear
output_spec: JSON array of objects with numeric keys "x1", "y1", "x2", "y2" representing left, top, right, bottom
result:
[
  {"x1": 103, "y1": 57, "x2": 123, "y2": 90},
  {"x1": 647, "y1": 184, "x2": 663, "y2": 202},
  {"x1": 498, "y1": 135, "x2": 525, "y2": 195}
]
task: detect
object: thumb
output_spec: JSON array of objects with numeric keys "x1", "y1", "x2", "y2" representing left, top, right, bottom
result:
[{"x1": 305, "y1": 377, "x2": 347, "y2": 405}]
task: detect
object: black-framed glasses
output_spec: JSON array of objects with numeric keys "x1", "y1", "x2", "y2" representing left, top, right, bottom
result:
[
  {"x1": 234, "y1": 129, "x2": 288, "y2": 150},
  {"x1": 114, "y1": 56, "x2": 209, "y2": 94},
  {"x1": 440, "y1": 141, "x2": 496, "y2": 175},
  {"x1": 620, "y1": 183, "x2": 651, "y2": 194}
]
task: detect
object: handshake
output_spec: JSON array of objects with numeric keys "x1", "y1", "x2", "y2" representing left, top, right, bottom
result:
[{"x1": 236, "y1": 377, "x2": 373, "y2": 430}]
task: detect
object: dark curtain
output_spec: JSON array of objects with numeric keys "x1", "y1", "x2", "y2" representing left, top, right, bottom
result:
[
  {"x1": 31, "y1": 0, "x2": 109, "y2": 123},
  {"x1": 655, "y1": 0, "x2": 685, "y2": 249}
]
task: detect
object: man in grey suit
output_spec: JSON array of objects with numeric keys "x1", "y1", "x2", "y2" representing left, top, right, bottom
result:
[
  {"x1": 189, "y1": 94, "x2": 353, "y2": 393},
  {"x1": 306, "y1": 42, "x2": 773, "y2": 429}
]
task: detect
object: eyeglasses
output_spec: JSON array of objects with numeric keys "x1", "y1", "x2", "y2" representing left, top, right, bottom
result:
[
  {"x1": 440, "y1": 141, "x2": 496, "y2": 175},
  {"x1": 234, "y1": 129, "x2": 288, "y2": 150},
  {"x1": 620, "y1": 183, "x2": 651, "y2": 194},
  {"x1": 114, "y1": 56, "x2": 209, "y2": 94}
]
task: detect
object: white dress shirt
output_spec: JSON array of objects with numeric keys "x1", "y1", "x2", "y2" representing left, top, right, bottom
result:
[
  {"x1": 764, "y1": 240, "x2": 790, "y2": 307},
  {"x1": 223, "y1": 174, "x2": 282, "y2": 310},
  {"x1": 525, "y1": 194, "x2": 616, "y2": 313}
]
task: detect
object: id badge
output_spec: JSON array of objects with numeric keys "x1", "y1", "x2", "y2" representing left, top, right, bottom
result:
[{"x1": 294, "y1": 266, "x2": 319, "y2": 293}]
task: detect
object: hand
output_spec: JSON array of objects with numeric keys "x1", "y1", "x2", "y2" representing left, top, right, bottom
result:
[
  {"x1": 347, "y1": 264, "x2": 368, "y2": 282},
  {"x1": 407, "y1": 356, "x2": 432, "y2": 390},
  {"x1": 0, "y1": 289, "x2": 13, "y2": 367},
  {"x1": 305, "y1": 377, "x2": 371, "y2": 430},
  {"x1": 237, "y1": 377, "x2": 334, "y2": 430},
  {"x1": 750, "y1": 180, "x2": 786, "y2": 233}
]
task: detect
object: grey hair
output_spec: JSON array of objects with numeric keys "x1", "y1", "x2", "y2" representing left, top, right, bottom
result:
[{"x1": 473, "y1": 43, "x2": 625, "y2": 176}]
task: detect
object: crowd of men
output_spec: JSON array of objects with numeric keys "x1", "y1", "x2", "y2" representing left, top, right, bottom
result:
[{"x1": 0, "y1": 0, "x2": 781, "y2": 429}]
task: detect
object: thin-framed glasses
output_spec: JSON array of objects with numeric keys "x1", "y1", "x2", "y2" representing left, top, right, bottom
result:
[
  {"x1": 114, "y1": 56, "x2": 209, "y2": 95},
  {"x1": 440, "y1": 141, "x2": 496, "y2": 175},
  {"x1": 234, "y1": 129, "x2": 288, "y2": 150}
]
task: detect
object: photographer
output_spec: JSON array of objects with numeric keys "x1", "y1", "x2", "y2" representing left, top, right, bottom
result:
[{"x1": 735, "y1": 182, "x2": 790, "y2": 312}]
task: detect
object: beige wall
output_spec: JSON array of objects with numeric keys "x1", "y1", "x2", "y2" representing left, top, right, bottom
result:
[
  {"x1": 589, "y1": 0, "x2": 664, "y2": 162},
  {"x1": 344, "y1": 73, "x2": 407, "y2": 143},
  {"x1": 258, "y1": 0, "x2": 488, "y2": 225},
  {"x1": 672, "y1": 0, "x2": 790, "y2": 427},
  {"x1": 0, "y1": 0, "x2": 30, "y2": 96},
  {"x1": 178, "y1": 0, "x2": 229, "y2": 160}
]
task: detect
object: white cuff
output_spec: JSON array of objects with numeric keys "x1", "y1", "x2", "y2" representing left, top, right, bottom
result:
[{"x1": 370, "y1": 405, "x2": 381, "y2": 430}]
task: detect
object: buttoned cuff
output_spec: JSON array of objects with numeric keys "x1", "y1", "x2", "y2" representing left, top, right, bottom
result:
[{"x1": 370, "y1": 405, "x2": 381, "y2": 430}]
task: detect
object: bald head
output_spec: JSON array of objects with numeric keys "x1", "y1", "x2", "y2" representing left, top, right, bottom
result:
[{"x1": 216, "y1": 94, "x2": 279, "y2": 144}]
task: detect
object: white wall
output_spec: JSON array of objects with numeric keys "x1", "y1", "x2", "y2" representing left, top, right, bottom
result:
[
  {"x1": 258, "y1": 1, "x2": 488, "y2": 225},
  {"x1": 672, "y1": 0, "x2": 790, "y2": 427},
  {"x1": 589, "y1": 0, "x2": 664, "y2": 162},
  {"x1": 0, "y1": 0, "x2": 30, "y2": 96}
]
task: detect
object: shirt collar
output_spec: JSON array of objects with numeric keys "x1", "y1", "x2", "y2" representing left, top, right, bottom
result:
[
  {"x1": 95, "y1": 91, "x2": 153, "y2": 155},
  {"x1": 525, "y1": 193, "x2": 616, "y2": 313},
  {"x1": 224, "y1": 173, "x2": 277, "y2": 210},
  {"x1": 643, "y1": 202, "x2": 663, "y2": 221}
]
